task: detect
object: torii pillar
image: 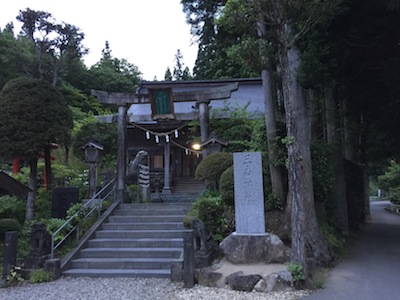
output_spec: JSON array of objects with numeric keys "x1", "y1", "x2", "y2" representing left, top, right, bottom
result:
[{"x1": 91, "y1": 90, "x2": 136, "y2": 202}]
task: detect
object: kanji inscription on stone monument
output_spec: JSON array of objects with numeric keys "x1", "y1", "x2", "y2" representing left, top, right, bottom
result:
[{"x1": 233, "y1": 152, "x2": 265, "y2": 235}]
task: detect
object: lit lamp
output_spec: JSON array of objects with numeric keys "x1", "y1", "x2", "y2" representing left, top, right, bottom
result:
[
  {"x1": 192, "y1": 143, "x2": 201, "y2": 151},
  {"x1": 82, "y1": 141, "x2": 104, "y2": 198}
]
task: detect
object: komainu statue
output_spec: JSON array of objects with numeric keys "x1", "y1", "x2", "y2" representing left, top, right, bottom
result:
[{"x1": 126, "y1": 150, "x2": 148, "y2": 184}]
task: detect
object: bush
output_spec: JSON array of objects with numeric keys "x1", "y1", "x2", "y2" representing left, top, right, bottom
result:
[
  {"x1": 66, "y1": 202, "x2": 89, "y2": 225},
  {"x1": 0, "y1": 218, "x2": 22, "y2": 238},
  {"x1": 0, "y1": 195, "x2": 25, "y2": 224},
  {"x1": 265, "y1": 192, "x2": 284, "y2": 211},
  {"x1": 44, "y1": 218, "x2": 71, "y2": 243},
  {"x1": 195, "y1": 152, "x2": 233, "y2": 190},
  {"x1": 34, "y1": 188, "x2": 52, "y2": 220},
  {"x1": 320, "y1": 222, "x2": 346, "y2": 257},
  {"x1": 29, "y1": 268, "x2": 53, "y2": 283},
  {"x1": 187, "y1": 194, "x2": 228, "y2": 241},
  {"x1": 17, "y1": 221, "x2": 34, "y2": 259},
  {"x1": 219, "y1": 166, "x2": 234, "y2": 206},
  {"x1": 127, "y1": 184, "x2": 143, "y2": 203}
]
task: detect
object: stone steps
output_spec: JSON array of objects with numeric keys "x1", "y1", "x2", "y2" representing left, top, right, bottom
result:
[
  {"x1": 70, "y1": 257, "x2": 182, "y2": 269},
  {"x1": 95, "y1": 230, "x2": 185, "y2": 239},
  {"x1": 62, "y1": 202, "x2": 191, "y2": 278},
  {"x1": 79, "y1": 248, "x2": 182, "y2": 258},
  {"x1": 63, "y1": 268, "x2": 170, "y2": 278}
]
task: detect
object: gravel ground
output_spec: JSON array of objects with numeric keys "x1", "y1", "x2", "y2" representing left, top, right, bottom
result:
[{"x1": 0, "y1": 277, "x2": 310, "y2": 300}]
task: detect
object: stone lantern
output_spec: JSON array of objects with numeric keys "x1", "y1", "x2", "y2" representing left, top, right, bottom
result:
[
  {"x1": 82, "y1": 141, "x2": 104, "y2": 198},
  {"x1": 200, "y1": 131, "x2": 228, "y2": 157}
]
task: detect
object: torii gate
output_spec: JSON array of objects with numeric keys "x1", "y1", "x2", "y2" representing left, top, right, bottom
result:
[{"x1": 92, "y1": 82, "x2": 238, "y2": 201}]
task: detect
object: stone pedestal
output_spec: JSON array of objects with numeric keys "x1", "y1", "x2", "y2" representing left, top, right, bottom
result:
[
  {"x1": 219, "y1": 233, "x2": 287, "y2": 264},
  {"x1": 44, "y1": 258, "x2": 61, "y2": 279}
]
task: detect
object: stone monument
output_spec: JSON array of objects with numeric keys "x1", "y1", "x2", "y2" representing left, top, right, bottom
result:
[
  {"x1": 220, "y1": 152, "x2": 287, "y2": 264},
  {"x1": 234, "y1": 152, "x2": 265, "y2": 234}
]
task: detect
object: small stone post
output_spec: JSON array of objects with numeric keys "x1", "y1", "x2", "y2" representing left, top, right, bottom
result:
[
  {"x1": 3, "y1": 231, "x2": 18, "y2": 279},
  {"x1": 183, "y1": 230, "x2": 195, "y2": 288},
  {"x1": 44, "y1": 258, "x2": 61, "y2": 280}
]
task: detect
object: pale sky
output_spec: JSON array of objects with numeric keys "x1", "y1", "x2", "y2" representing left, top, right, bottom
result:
[{"x1": 1, "y1": 0, "x2": 198, "y2": 80}]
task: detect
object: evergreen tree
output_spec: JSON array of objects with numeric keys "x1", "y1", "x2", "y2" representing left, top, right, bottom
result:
[
  {"x1": 173, "y1": 49, "x2": 184, "y2": 80},
  {"x1": 164, "y1": 67, "x2": 173, "y2": 81},
  {"x1": 0, "y1": 77, "x2": 73, "y2": 220}
]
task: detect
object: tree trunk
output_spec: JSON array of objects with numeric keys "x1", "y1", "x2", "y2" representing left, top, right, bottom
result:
[
  {"x1": 262, "y1": 70, "x2": 286, "y2": 202},
  {"x1": 279, "y1": 40, "x2": 331, "y2": 272},
  {"x1": 25, "y1": 157, "x2": 38, "y2": 221},
  {"x1": 44, "y1": 144, "x2": 52, "y2": 191},
  {"x1": 65, "y1": 145, "x2": 70, "y2": 166},
  {"x1": 325, "y1": 87, "x2": 349, "y2": 234}
]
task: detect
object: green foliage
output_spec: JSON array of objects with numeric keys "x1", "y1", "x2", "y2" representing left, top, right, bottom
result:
[
  {"x1": 29, "y1": 268, "x2": 53, "y2": 283},
  {"x1": 195, "y1": 152, "x2": 233, "y2": 190},
  {"x1": 219, "y1": 166, "x2": 234, "y2": 207},
  {"x1": 88, "y1": 42, "x2": 141, "y2": 93},
  {"x1": 286, "y1": 262, "x2": 305, "y2": 283},
  {"x1": 265, "y1": 192, "x2": 284, "y2": 211},
  {"x1": 378, "y1": 160, "x2": 400, "y2": 201},
  {"x1": 311, "y1": 142, "x2": 335, "y2": 216},
  {"x1": 17, "y1": 221, "x2": 34, "y2": 259},
  {"x1": 127, "y1": 185, "x2": 144, "y2": 203},
  {"x1": 66, "y1": 202, "x2": 89, "y2": 226},
  {"x1": 320, "y1": 222, "x2": 346, "y2": 257},
  {"x1": 187, "y1": 194, "x2": 228, "y2": 241},
  {"x1": 211, "y1": 103, "x2": 267, "y2": 152},
  {"x1": 72, "y1": 121, "x2": 117, "y2": 168},
  {"x1": 44, "y1": 218, "x2": 71, "y2": 244},
  {"x1": 0, "y1": 29, "x2": 34, "y2": 90},
  {"x1": 34, "y1": 188, "x2": 52, "y2": 220},
  {"x1": 0, "y1": 195, "x2": 25, "y2": 224},
  {"x1": 0, "y1": 219, "x2": 21, "y2": 238},
  {"x1": 0, "y1": 77, "x2": 73, "y2": 161},
  {"x1": 6, "y1": 265, "x2": 24, "y2": 286}
]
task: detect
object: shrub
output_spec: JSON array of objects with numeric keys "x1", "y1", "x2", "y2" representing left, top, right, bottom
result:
[
  {"x1": 311, "y1": 142, "x2": 335, "y2": 213},
  {"x1": 34, "y1": 188, "x2": 52, "y2": 220},
  {"x1": 0, "y1": 218, "x2": 22, "y2": 238},
  {"x1": 17, "y1": 221, "x2": 34, "y2": 259},
  {"x1": 44, "y1": 218, "x2": 71, "y2": 243},
  {"x1": 66, "y1": 202, "x2": 89, "y2": 225},
  {"x1": 127, "y1": 184, "x2": 143, "y2": 203},
  {"x1": 29, "y1": 268, "x2": 53, "y2": 283},
  {"x1": 219, "y1": 166, "x2": 234, "y2": 206},
  {"x1": 320, "y1": 222, "x2": 346, "y2": 257},
  {"x1": 187, "y1": 195, "x2": 228, "y2": 241},
  {"x1": 286, "y1": 262, "x2": 305, "y2": 283},
  {"x1": 0, "y1": 195, "x2": 25, "y2": 224},
  {"x1": 265, "y1": 192, "x2": 284, "y2": 211},
  {"x1": 195, "y1": 152, "x2": 233, "y2": 190}
]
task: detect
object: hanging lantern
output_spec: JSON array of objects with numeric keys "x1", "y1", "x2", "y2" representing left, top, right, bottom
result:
[
  {"x1": 174, "y1": 130, "x2": 179, "y2": 138},
  {"x1": 155, "y1": 135, "x2": 159, "y2": 143},
  {"x1": 146, "y1": 131, "x2": 150, "y2": 140}
]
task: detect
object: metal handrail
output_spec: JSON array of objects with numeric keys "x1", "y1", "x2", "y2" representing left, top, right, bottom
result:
[{"x1": 50, "y1": 178, "x2": 116, "y2": 258}]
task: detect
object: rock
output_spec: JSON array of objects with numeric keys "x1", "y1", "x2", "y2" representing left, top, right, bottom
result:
[
  {"x1": 219, "y1": 233, "x2": 288, "y2": 264},
  {"x1": 170, "y1": 262, "x2": 183, "y2": 282},
  {"x1": 265, "y1": 270, "x2": 295, "y2": 293},
  {"x1": 226, "y1": 271, "x2": 262, "y2": 292},
  {"x1": 253, "y1": 278, "x2": 267, "y2": 292},
  {"x1": 196, "y1": 268, "x2": 223, "y2": 287}
]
